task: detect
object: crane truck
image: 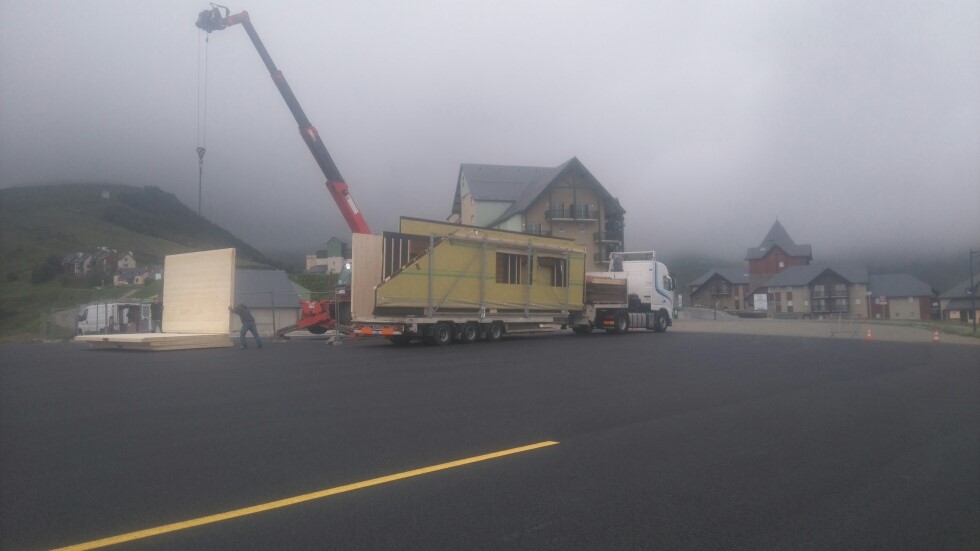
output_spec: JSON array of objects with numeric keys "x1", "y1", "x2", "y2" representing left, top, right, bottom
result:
[
  {"x1": 196, "y1": 7, "x2": 675, "y2": 345},
  {"x1": 196, "y1": 5, "x2": 367, "y2": 336}
]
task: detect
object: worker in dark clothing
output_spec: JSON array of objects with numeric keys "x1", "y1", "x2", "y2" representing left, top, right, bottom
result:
[
  {"x1": 150, "y1": 297, "x2": 163, "y2": 333},
  {"x1": 229, "y1": 303, "x2": 262, "y2": 349}
]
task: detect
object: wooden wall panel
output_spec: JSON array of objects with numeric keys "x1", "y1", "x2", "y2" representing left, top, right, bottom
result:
[
  {"x1": 351, "y1": 234, "x2": 383, "y2": 319},
  {"x1": 162, "y1": 248, "x2": 236, "y2": 334}
]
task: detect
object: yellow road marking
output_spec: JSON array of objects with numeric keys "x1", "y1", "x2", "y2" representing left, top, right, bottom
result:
[{"x1": 53, "y1": 440, "x2": 559, "y2": 551}]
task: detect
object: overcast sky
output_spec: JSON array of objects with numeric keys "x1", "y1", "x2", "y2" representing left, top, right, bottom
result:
[{"x1": 2, "y1": 0, "x2": 977, "y2": 261}]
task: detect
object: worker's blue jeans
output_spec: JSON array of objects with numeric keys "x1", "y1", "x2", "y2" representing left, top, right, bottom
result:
[{"x1": 240, "y1": 321, "x2": 262, "y2": 348}]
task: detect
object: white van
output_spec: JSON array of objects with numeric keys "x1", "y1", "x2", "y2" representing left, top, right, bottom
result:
[{"x1": 76, "y1": 302, "x2": 150, "y2": 335}]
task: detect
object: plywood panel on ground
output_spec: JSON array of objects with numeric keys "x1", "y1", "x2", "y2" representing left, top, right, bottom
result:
[{"x1": 75, "y1": 333, "x2": 232, "y2": 350}]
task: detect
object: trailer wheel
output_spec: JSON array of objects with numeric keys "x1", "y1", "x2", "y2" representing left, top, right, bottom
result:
[
  {"x1": 430, "y1": 322, "x2": 453, "y2": 346},
  {"x1": 486, "y1": 321, "x2": 504, "y2": 342},
  {"x1": 307, "y1": 325, "x2": 328, "y2": 335},
  {"x1": 460, "y1": 322, "x2": 480, "y2": 344},
  {"x1": 653, "y1": 312, "x2": 669, "y2": 333},
  {"x1": 388, "y1": 336, "x2": 412, "y2": 346}
]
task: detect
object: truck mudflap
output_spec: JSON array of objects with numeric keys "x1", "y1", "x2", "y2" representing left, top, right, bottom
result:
[{"x1": 354, "y1": 324, "x2": 405, "y2": 337}]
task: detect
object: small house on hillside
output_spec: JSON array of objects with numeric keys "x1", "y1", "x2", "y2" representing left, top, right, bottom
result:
[
  {"x1": 233, "y1": 269, "x2": 301, "y2": 336},
  {"x1": 113, "y1": 267, "x2": 150, "y2": 286},
  {"x1": 447, "y1": 157, "x2": 625, "y2": 271},
  {"x1": 306, "y1": 237, "x2": 350, "y2": 274},
  {"x1": 688, "y1": 268, "x2": 751, "y2": 311},
  {"x1": 62, "y1": 252, "x2": 92, "y2": 276},
  {"x1": 117, "y1": 252, "x2": 136, "y2": 270},
  {"x1": 867, "y1": 274, "x2": 935, "y2": 320}
]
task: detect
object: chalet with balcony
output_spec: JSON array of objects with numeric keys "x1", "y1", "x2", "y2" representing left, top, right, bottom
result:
[
  {"x1": 688, "y1": 268, "x2": 751, "y2": 311},
  {"x1": 448, "y1": 157, "x2": 625, "y2": 271},
  {"x1": 760, "y1": 264, "x2": 868, "y2": 318}
]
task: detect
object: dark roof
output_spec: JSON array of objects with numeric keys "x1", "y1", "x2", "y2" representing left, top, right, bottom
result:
[
  {"x1": 689, "y1": 267, "x2": 750, "y2": 287},
  {"x1": 745, "y1": 220, "x2": 813, "y2": 260},
  {"x1": 940, "y1": 278, "x2": 979, "y2": 299},
  {"x1": 451, "y1": 157, "x2": 625, "y2": 227},
  {"x1": 942, "y1": 298, "x2": 979, "y2": 311},
  {"x1": 867, "y1": 274, "x2": 933, "y2": 298},
  {"x1": 763, "y1": 264, "x2": 868, "y2": 287},
  {"x1": 235, "y1": 269, "x2": 300, "y2": 308}
]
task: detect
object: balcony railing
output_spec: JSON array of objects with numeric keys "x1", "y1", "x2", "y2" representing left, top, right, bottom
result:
[
  {"x1": 525, "y1": 224, "x2": 550, "y2": 236},
  {"x1": 546, "y1": 205, "x2": 599, "y2": 221},
  {"x1": 570, "y1": 204, "x2": 598, "y2": 220},
  {"x1": 545, "y1": 207, "x2": 568, "y2": 221},
  {"x1": 593, "y1": 252, "x2": 609, "y2": 263},
  {"x1": 593, "y1": 231, "x2": 623, "y2": 243}
]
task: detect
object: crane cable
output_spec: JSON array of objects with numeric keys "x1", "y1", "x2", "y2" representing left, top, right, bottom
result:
[{"x1": 196, "y1": 29, "x2": 210, "y2": 214}]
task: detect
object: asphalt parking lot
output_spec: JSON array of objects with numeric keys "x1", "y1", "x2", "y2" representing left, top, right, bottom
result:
[{"x1": 2, "y1": 329, "x2": 977, "y2": 550}]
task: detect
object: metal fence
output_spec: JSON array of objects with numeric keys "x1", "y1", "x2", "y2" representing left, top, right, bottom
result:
[{"x1": 37, "y1": 291, "x2": 341, "y2": 340}]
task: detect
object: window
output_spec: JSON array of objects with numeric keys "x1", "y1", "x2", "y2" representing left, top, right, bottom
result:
[
  {"x1": 832, "y1": 283, "x2": 848, "y2": 297},
  {"x1": 787, "y1": 291, "x2": 793, "y2": 301},
  {"x1": 496, "y1": 252, "x2": 529, "y2": 285},
  {"x1": 813, "y1": 299, "x2": 828, "y2": 312},
  {"x1": 526, "y1": 223, "x2": 543, "y2": 235},
  {"x1": 812, "y1": 285, "x2": 826, "y2": 298},
  {"x1": 538, "y1": 257, "x2": 568, "y2": 287},
  {"x1": 832, "y1": 298, "x2": 849, "y2": 312}
]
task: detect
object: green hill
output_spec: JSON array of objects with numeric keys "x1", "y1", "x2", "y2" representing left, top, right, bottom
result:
[{"x1": 0, "y1": 183, "x2": 277, "y2": 340}]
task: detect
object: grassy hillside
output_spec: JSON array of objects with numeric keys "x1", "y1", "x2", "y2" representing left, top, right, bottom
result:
[{"x1": 0, "y1": 183, "x2": 277, "y2": 340}]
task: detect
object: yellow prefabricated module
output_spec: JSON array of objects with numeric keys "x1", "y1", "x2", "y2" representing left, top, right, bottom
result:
[{"x1": 368, "y1": 218, "x2": 586, "y2": 316}]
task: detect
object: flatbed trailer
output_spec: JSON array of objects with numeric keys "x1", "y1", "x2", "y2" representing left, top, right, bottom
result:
[{"x1": 351, "y1": 219, "x2": 673, "y2": 345}]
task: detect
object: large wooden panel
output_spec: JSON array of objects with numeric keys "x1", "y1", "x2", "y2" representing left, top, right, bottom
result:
[
  {"x1": 351, "y1": 234, "x2": 383, "y2": 319},
  {"x1": 162, "y1": 248, "x2": 236, "y2": 334}
]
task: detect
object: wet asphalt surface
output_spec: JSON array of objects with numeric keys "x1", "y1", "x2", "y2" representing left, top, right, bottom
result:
[{"x1": 1, "y1": 330, "x2": 977, "y2": 550}]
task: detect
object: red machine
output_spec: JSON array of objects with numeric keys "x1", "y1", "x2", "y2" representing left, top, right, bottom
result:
[{"x1": 196, "y1": 6, "x2": 368, "y2": 336}]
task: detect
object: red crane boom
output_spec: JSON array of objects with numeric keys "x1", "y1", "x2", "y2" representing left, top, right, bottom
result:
[{"x1": 196, "y1": 6, "x2": 371, "y2": 234}]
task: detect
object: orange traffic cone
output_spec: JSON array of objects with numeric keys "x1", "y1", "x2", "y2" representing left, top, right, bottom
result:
[
  {"x1": 932, "y1": 329, "x2": 940, "y2": 343},
  {"x1": 865, "y1": 328, "x2": 873, "y2": 341}
]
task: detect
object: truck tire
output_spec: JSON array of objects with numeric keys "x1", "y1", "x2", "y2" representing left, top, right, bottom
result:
[
  {"x1": 572, "y1": 325, "x2": 592, "y2": 335},
  {"x1": 307, "y1": 325, "x2": 328, "y2": 335},
  {"x1": 654, "y1": 312, "x2": 669, "y2": 333},
  {"x1": 460, "y1": 322, "x2": 479, "y2": 344},
  {"x1": 607, "y1": 311, "x2": 629, "y2": 334},
  {"x1": 430, "y1": 322, "x2": 453, "y2": 346},
  {"x1": 486, "y1": 322, "x2": 504, "y2": 342}
]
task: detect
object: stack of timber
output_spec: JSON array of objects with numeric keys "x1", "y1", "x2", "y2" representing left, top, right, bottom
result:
[
  {"x1": 75, "y1": 248, "x2": 235, "y2": 351},
  {"x1": 77, "y1": 333, "x2": 231, "y2": 351}
]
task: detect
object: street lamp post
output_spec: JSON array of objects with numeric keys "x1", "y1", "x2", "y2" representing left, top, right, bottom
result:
[{"x1": 970, "y1": 249, "x2": 979, "y2": 334}]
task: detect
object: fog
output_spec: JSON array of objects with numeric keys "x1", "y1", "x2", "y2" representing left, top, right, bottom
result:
[{"x1": 2, "y1": 1, "x2": 977, "y2": 263}]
